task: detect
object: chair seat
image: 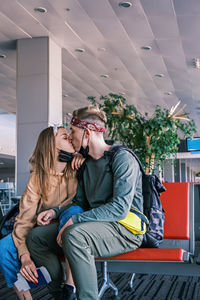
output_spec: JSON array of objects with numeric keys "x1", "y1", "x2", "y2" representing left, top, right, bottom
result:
[{"x1": 97, "y1": 248, "x2": 186, "y2": 262}]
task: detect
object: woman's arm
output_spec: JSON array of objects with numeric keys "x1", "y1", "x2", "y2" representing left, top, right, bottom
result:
[
  {"x1": 19, "y1": 253, "x2": 38, "y2": 283},
  {"x1": 37, "y1": 209, "x2": 56, "y2": 225},
  {"x1": 12, "y1": 172, "x2": 41, "y2": 258},
  {"x1": 71, "y1": 153, "x2": 85, "y2": 170},
  {"x1": 12, "y1": 172, "x2": 41, "y2": 282}
]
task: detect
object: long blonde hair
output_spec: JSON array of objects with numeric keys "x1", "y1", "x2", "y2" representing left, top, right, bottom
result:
[{"x1": 29, "y1": 127, "x2": 72, "y2": 199}]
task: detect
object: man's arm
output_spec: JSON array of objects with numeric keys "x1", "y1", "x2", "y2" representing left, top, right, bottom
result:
[{"x1": 72, "y1": 150, "x2": 142, "y2": 224}]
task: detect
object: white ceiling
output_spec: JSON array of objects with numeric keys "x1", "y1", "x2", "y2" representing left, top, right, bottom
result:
[{"x1": 0, "y1": 0, "x2": 200, "y2": 133}]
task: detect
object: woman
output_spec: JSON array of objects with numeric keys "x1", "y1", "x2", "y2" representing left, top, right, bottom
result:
[{"x1": 0, "y1": 125, "x2": 82, "y2": 300}]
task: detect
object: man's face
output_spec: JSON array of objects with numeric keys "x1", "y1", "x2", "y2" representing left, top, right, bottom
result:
[{"x1": 70, "y1": 125, "x2": 84, "y2": 152}]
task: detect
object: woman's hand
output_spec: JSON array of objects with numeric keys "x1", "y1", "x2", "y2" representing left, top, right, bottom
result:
[
  {"x1": 20, "y1": 253, "x2": 38, "y2": 283},
  {"x1": 71, "y1": 153, "x2": 85, "y2": 171},
  {"x1": 57, "y1": 217, "x2": 73, "y2": 247},
  {"x1": 37, "y1": 209, "x2": 56, "y2": 226}
]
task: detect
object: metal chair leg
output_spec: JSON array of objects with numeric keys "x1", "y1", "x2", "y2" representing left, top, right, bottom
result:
[
  {"x1": 98, "y1": 262, "x2": 119, "y2": 299},
  {"x1": 128, "y1": 273, "x2": 136, "y2": 291}
]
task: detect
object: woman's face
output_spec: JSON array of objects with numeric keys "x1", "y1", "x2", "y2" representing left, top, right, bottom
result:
[{"x1": 55, "y1": 127, "x2": 75, "y2": 153}]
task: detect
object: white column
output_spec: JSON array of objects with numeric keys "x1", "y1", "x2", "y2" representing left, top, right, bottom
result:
[
  {"x1": 191, "y1": 169, "x2": 194, "y2": 182},
  {"x1": 181, "y1": 160, "x2": 186, "y2": 182},
  {"x1": 185, "y1": 160, "x2": 188, "y2": 182},
  {"x1": 187, "y1": 160, "x2": 191, "y2": 182},
  {"x1": 16, "y1": 37, "x2": 62, "y2": 195},
  {"x1": 163, "y1": 159, "x2": 175, "y2": 182},
  {"x1": 174, "y1": 159, "x2": 180, "y2": 182}
]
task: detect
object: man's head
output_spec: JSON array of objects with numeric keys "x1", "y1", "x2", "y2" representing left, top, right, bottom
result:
[{"x1": 69, "y1": 105, "x2": 107, "y2": 152}]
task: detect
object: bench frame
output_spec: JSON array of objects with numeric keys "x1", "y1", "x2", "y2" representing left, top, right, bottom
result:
[{"x1": 96, "y1": 183, "x2": 199, "y2": 299}]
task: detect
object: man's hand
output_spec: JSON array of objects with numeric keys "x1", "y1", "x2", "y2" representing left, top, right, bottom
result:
[
  {"x1": 37, "y1": 209, "x2": 56, "y2": 226},
  {"x1": 20, "y1": 253, "x2": 38, "y2": 283},
  {"x1": 57, "y1": 217, "x2": 73, "y2": 247},
  {"x1": 71, "y1": 153, "x2": 85, "y2": 171}
]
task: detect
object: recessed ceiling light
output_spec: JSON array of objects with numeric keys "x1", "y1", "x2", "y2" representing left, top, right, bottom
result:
[
  {"x1": 119, "y1": 2, "x2": 132, "y2": 8},
  {"x1": 63, "y1": 94, "x2": 69, "y2": 98},
  {"x1": 193, "y1": 58, "x2": 200, "y2": 69},
  {"x1": 66, "y1": 8, "x2": 71, "y2": 11},
  {"x1": 100, "y1": 74, "x2": 109, "y2": 78},
  {"x1": 0, "y1": 54, "x2": 6, "y2": 59},
  {"x1": 75, "y1": 48, "x2": 85, "y2": 53},
  {"x1": 120, "y1": 92, "x2": 126, "y2": 95},
  {"x1": 165, "y1": 92, "x2": 172, "y2": 95},
  {"x1": 141, "y1": 46, "x2": 152, "y2": 51},
  {"x1": 34, "y1": 7, "x2": 47, "y2": 13},
  {"x1": 155, "y1": 74, "x2": 164, "y2": 78},
  {"x1": 97, "y1": 47, "x2": 106, "y2": 52}
]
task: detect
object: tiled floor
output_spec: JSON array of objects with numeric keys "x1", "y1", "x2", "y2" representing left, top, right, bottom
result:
[{"x1": 1, "y1": 271, "x2": 200, "y2": 300}]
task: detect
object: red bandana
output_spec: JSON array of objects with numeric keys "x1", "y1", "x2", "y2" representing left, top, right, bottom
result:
[{"x1": 70, "y1": 117, "x2": 106, "y2": 132}]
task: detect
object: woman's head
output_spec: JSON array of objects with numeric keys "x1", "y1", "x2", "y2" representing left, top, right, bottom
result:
[
  {"x1": 29, "y1": 127, "x2": 55, "y2": 171},
  {"x1": 29, "y1": 126, "x2": 74, "y2": 198},
  {"x1": 55, "y1": 127, "x2": 74, "y2": 154},
  {"x1": 29, "y1": 126, "x2": 74, "y2": 168}
]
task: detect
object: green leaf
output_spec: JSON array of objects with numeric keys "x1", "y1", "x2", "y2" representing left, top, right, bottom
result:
[{"x1": 87, "y1": 94, "x2": 197, "y2": 171}]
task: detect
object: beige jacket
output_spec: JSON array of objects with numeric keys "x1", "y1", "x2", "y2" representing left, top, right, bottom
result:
[{"x1": 12, "y1": 170, "x2": 77, "y2": 258}]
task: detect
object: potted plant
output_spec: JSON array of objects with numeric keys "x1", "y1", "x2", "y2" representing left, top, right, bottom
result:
[{"x1": 88, "y1": 93, "x2": 197, "y2": 174}]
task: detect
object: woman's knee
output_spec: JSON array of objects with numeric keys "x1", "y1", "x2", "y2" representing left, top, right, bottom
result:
[
  {"x1": 0, "y1": 233, "x2": 16, "y2": 254},
  {"x1": 0, "y1": 236, "x2": 9, "y2": 264},
  {"x1": 0, "y1": 234, "x2": 19, "y2": 270},
  {"x1": 0, "y1": 236, "x2": 9, "y2": 257}
]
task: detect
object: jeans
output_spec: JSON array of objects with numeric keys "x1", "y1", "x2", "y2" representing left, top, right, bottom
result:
[
  {"x1": 0, "y1": 233, "x2": 20, "y2": 287},
  {"x1": 58, "y1": 205, "x2": 84, "y2": 231}
]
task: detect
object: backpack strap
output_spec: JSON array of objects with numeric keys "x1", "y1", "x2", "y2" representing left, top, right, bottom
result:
[
  {"x1": 109, "y1": 146, "x2": 166, "y2": 194},
  {"x1": 109, "y1": 145, "x2": 145, "y2": 175}
]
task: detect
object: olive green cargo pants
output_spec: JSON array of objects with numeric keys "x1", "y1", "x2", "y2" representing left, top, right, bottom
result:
[{"x1": 27, "y1": 221, "x2": 142, "y2": 300}]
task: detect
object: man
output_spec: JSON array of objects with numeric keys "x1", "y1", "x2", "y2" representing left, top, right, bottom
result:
[{"x1": 27, "y1": 105, "x2": 143, "y2": 300}]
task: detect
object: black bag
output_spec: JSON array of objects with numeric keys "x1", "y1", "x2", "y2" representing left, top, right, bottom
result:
[
  {"x1": 109, "y1": 145, "x2": 166, "y2": 248},
  {"x1": 0, "y1": 204, "x2": 19, "y2": 239}
]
